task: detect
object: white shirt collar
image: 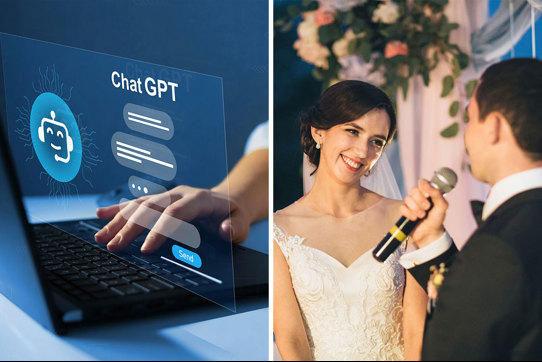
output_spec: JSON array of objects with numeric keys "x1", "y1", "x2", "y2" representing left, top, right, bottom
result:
[{"x1": 482, "y1": 167, "x2": 542, "y2": 220}]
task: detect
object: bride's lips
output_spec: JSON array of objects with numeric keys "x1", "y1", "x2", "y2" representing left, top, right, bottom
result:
[{"x1": 341, "y1": 154, "x2": 363, "y2": 172}]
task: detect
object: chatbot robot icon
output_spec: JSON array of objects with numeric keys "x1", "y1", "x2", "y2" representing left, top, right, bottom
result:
[
  {"x1": 38, "y1": 110, "x2": 74, "y2": 164},
  {"x1": 30, "y1": 92, "x2": 82, "y2": 183}
]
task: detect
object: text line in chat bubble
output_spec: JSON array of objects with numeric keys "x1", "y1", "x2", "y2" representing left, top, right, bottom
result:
[
  {"x1": 123, "y1": 103, "x2": 174, "y2": 140},
  {"x1": 112, "y1": 132, "x2": 177, "y2": 181}
]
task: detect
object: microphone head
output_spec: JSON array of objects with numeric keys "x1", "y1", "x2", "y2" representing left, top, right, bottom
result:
[{"x1": 430, "y1": 167, "x2": 458, "y2": 194}]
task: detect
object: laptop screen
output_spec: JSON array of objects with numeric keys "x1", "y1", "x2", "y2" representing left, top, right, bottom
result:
[{"x1": 0, "y1": 33, "x2": 236, "y2": 311}]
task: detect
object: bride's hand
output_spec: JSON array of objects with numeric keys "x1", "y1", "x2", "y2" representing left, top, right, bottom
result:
[{"x1": 400, "y1": 178, "x2": 448, "y2": 249}]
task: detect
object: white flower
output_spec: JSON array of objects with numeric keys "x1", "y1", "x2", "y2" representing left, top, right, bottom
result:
[
  {"x1": 294, "y1": 11, "x2": 330, "y2": 69},
  {"x1": 297, "y1": 11, "x2": 319, "y2": 43},
  {"x1": 319, "y1": 0, "x2": 368, "y2": 12},
  {"x1": 372, "y1": 1, "x2": 400, "y2": 24},
  {"x1": 294, "y1": 39, "x2": 331, "y2": 69},
  {"x1": 338, "y1": 54, "x2": 385, "y2": 86},
  {"x1": 332, "y1": 28, "x2": 358, "y2": 58}
]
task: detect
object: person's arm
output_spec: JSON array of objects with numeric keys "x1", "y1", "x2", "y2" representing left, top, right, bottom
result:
[
  {"x1": 398, "y1": 179, "x2": 454, "y2": 289},
  {"x1": 95, "y1": 148, "x2": 268, "y2": 252},
  {"x1": 212, "y1": 148, "x2": 268, "y2": 242},
  {"x1": 402, "y1": 271, "x2": 428, "y2": 361},
  {"x1": 274, "y1": 241, "x2": 312, "y2": 361}
]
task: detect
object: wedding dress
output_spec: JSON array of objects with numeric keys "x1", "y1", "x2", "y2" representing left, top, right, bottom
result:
[{"x1": 274, "y1": 198, "x2": 406, "y2": 361}]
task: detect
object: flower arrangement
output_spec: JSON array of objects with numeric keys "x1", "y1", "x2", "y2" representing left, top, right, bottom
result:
[{"x1": 276, "y1": 0, "x2": 479, "y2": 138}]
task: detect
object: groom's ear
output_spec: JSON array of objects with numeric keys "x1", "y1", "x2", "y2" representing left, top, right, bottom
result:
[
  {"x1": 311, "y1": 126, "x2": 325, "y2": 144},
  {"x1": 483, "y1": 111, "x2": 504, "y2": 145}
]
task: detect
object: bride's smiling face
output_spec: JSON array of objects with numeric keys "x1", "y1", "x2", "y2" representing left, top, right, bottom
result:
[{"x1": 312, "y1": 108, "x2": 390, "y2": 185}]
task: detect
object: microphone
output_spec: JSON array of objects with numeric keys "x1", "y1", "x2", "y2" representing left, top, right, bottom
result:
[{"x1": 372, "y1": 167, "x2": 458, "y2": 263}]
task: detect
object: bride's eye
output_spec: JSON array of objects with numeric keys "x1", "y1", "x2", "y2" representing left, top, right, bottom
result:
[
  {"x1": 371, "y1": 139, "x2": 385, "y2": 148},
  {"x1": 346, "y1": 128, "x2": 359, "y2": 136}
]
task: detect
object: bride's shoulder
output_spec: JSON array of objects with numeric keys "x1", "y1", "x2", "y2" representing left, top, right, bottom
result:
[
  {"x1": 274, "y1": 201, "x2": 301, "y2": 228},
  {"x1": 375, "y1": 195, "x2": 403, "y2": 219}
]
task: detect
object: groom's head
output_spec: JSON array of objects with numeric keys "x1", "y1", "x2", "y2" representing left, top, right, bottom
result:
[{"x1": 465, "y1": 58, "x2": 542, "y2": 185}]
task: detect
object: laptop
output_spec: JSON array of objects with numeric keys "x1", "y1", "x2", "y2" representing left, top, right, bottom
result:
[{"x1": 0, "y1": 36, "x2": 268, "y2": 335}]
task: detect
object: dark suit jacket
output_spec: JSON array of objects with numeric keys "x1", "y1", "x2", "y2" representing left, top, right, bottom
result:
[{"x1": 409, "y1": 188, "x2": 542, "y2": 361}]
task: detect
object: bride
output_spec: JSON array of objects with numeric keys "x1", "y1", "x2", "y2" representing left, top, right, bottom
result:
[{"x1": 274, "y1": 80, "x2": 427, "y2": 360}]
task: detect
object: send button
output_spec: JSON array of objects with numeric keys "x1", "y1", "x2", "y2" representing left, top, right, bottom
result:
[{"x1": 172, "y1": 245, "x2": 202, "y2": 269}]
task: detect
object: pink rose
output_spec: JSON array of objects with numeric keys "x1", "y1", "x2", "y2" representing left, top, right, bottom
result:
[
  {"x1": 314, "y1": 7, "x2": 335, "y2": 26},
  {"x1": 385, "y1": 41, "x2": 409, "y2": 58}
]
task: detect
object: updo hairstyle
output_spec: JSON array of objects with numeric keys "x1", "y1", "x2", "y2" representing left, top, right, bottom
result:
[{"x1": 300, "y1": 80, "x2": 396, "y2": 168}]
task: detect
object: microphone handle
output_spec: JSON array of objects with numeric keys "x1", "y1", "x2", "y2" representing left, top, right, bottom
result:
[{"x1": 372, "y1": 199, "x2": 434, "y2": 263}]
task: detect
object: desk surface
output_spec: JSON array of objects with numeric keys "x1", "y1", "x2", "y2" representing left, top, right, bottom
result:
[{"x1": 0, "y1": 195, "x2": 269, "y2": 361}]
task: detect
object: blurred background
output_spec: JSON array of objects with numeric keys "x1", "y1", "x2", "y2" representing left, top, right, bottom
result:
[
  {"x1": 0, "y1": 0, "x2": 268, "y2": 196},
  {"x1": 274, "y1": 0, "x2": 541, "y2": 247}
]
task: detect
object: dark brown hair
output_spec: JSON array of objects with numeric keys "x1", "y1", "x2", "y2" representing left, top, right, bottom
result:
[
  {"x1": 476, "y1": 58, "x2": 542, "y2": 160},
  {"x1": 300, "y1": 80, "x2": 396, "y2": 167}
]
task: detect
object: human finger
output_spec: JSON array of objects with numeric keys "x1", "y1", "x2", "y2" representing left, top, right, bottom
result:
[
  {"x1": 94, "y1": 200, "x2": 140, "y2": 243},
  {"x1": 140, "y1": 196, "x2": 210, "y2": 253},
  {"x1": 404, "y1": 190, "x2": 428, "y2": 219}
]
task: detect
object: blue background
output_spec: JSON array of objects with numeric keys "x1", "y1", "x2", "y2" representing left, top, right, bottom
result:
[{"x1": 0, "y1": 0, "x2": 268, "y2": 195}]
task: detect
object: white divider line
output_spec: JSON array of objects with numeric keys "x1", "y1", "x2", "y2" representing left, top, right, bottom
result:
[
  {"x1": 127, "y1": 112, "x2": 162, "y2": 124},
  {"x1": 117, "y1": 152, "x2": 142, "y2": 163},
  {"x1": 128, "y1": 117, "x2": 170, "y2": 132},
  {"x1": 161, "y1": 256, "x2": 223, "y2": 285},
  {"x1": 116, "y1": 147, "x2": 174, "y2": 169},
  {"x1": 116, "y1": 141, "x2": 151, "y2": 155}
]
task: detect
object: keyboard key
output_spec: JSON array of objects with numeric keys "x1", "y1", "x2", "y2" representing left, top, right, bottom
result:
[
  {"x1": 133, "y1": 278, "x2": 175, "y2": 292},
  {"x1": 100, "y1": 279, "x2": 128, "y2": 288},
  {"x1": 91, "y1": 290, "x2": 119, "y2": 299},
  {"x1": 122, "y1": 275, "x2": 149, "y2": 283},
  {"x1": 112, "y1": 268, "x2": 138, "y2": 277},
  {"x1": 111, "y1": 284, "x2": 147, "y2": 296}
]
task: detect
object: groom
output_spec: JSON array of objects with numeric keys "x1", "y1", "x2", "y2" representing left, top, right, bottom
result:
[{"x1": 399, "y1": 58, "x2": 542, "y2": 360}]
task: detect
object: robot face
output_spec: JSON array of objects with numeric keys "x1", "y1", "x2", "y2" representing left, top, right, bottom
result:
[
  {"x1": 44, "y1": 121, "x2": 69, "y2": 157},
  {"x1": 38, "y1": 111, "x2": 74, "y2": 164}
]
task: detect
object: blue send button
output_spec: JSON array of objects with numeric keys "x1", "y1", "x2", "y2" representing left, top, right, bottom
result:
[{"x1": 172, "y1": 245, "x2": 202, "y2": 269}]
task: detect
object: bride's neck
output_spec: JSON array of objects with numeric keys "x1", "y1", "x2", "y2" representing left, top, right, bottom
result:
[{"x1": 304, "y1": 171, "x2": 365, "y2": 217}]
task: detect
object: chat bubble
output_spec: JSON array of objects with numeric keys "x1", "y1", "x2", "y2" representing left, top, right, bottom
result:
[
  {"x1": 123, "y1": 103, "x2": 174, "y2": 140},
  {"x1": 111, "y1": 132, "x2": 177, "y2": 181},
  {"x1": 119, "y1": 197, "x2": 201, "y2": 249},
  {"x1": 128, "y1": 176, "x2": 168, "y2": 198}
]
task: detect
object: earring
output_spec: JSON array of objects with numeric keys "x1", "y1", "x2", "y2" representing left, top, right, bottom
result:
[
  {"x1": 364, "y1": 169, "x2": 371, "y2": 177},
  {"x1": 316, "y1": 142, "x2": 321, "y2": 150}
]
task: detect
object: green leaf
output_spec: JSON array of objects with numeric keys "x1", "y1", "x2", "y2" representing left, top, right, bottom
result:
[
  {"x1": 312, "y1": 68, "x2": 325, "y2": 81},
  {"x1": 274, "y1": 18, "x2": 286, "y2": 27},
  {"x1": 344, "y1": 11, "x2": 356, "y2": 25},
  {"x1": 286, "y1": 4, "x2": 302, "y2": 18},
  {"x1": 432, "y1": 0, "x2": 448, "y2": 6},
  {"x1": 399, "y1": 78, "x2": 409, "y2": 100},
  {"x1": 352, "y1": 19, "x2": 366, "y2": 34},
  {"x1": 408, "y1": 58, "x2": 420, "y2": 77},
  {"x1": 422, "y1": 69, "x2": 430, "y2": 86},
  {"x1": 302, "y1": 0, "x2": 311, "y2": 6},
  {"x1": 441, "y1": 75, "x2": 455, "y2": 97},
  {"x1": 440, "y1": 122, "x2": 459, "y2": 138},
  {"x1": 449, "y1": 101, "x2": 460, "y2": 117},
  {"x1": 359, "y1": 41, "x2": 372, "y2": 63},
  {"x1": 347, "y1": 38, "x2": 361, "y2": 54},
  {"x1": 307, "y1": 1, "x2": 319, "y2": 11},
  {"x1": 457, "y1": 52, "x2": 470, "y2": 70},
  {"x1": 465, "y1": 79, "x2": 478, "y2": 99},
  {"x1": 452, "y1": 58, "x2": 461, "y2": 78},
  {"x1": 318, "y1": 23, "x2": 343, "y2": 45}
]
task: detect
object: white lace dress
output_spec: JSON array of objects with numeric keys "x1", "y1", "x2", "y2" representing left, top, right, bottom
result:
[{"x1": 274, "y1": 224, "x2": 405, "y2": 361}]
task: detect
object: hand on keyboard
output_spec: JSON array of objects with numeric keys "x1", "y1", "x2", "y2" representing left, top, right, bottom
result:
[{"x1": 94, "y1": 185, "x2": 250, "y2": 253}]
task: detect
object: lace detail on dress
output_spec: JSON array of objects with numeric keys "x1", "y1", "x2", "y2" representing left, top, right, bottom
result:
[{"x1": 274, "y1": 224, "x2": 405, "y2": 361}]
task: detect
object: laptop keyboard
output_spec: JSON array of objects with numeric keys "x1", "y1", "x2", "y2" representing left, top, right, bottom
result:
[{"x1": 33, "y1": 223, "x2": 181, "y2": 302}]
